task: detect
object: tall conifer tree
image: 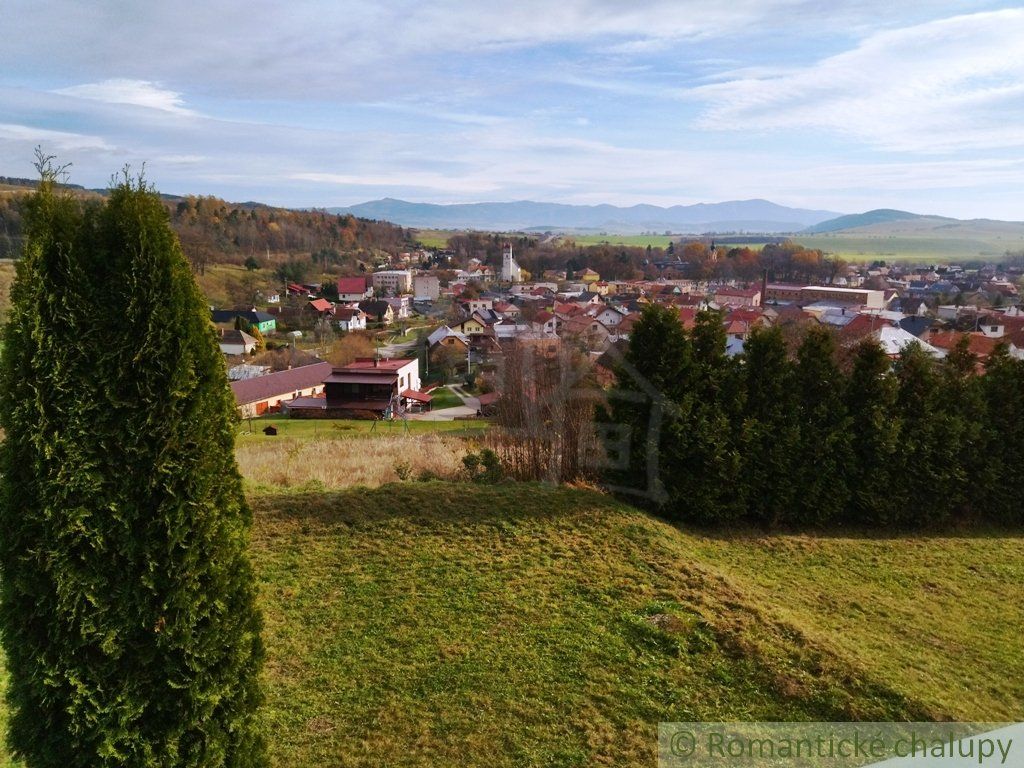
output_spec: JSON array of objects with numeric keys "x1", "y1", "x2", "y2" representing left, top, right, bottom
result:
[
  {"x1": 0, "y1": 167, "x2": 266, "y2": 767},
  {"x1": 792, "y1": 326, "x2": 851, "y2": 524},
  {"x1": 604, "y1": 303, "x2": 693, "y2": 511},
  {"x1": 739, "y1": 326, "x2": 798, "y2": 525},
  {"x1": 678, "y1": 310, "x2": 745, "y2": 522},
  {"x1": 981, "y1": 345, "x2": 1024, "y2": 523},
  {"x1": 845, "y1": 339, "x2": 901, "y2": 525},
  {"x1": 892, "y1": 342, "x2": 946, "y2": 525}
]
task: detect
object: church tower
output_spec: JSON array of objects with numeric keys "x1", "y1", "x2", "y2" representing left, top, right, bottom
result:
[{"x1": 501, "y1": 242, "x2": 523, "y2": 283}]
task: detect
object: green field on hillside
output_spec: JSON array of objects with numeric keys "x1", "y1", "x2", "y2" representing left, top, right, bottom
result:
[
  {"x1": 563, "y1": 234, "x2": 678, "y2": 248},
  {"x1": 0, "y1": 484, "x2": 1020, "y2": 767},
  {"x1": 412, "y1": 229, "x2": 455, "y2": 249},
  {"x1": 794, "y1": 233, "x2": 1024, "y2": 262},
  {"x1": 658, "y1": 234, "x2": 1022, "y2": 262}
]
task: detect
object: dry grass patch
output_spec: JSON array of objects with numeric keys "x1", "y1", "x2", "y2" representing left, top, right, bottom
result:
[{"x1": 236, "y1": 434, "x2": 469, "y2": 489}]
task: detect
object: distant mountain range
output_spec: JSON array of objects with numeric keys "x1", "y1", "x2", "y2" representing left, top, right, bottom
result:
[{"x1": 326, "y1": 198, "x2": 843, "y2": 234}]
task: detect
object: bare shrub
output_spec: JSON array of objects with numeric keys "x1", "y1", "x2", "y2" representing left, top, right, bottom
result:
[{"x1": 487, "y1": 340, "x2": 604, "y2": 484}]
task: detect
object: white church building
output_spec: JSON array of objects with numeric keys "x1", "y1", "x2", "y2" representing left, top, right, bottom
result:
[{"x1": 501, "y1": 243, "x2": 523, "y2": 283}]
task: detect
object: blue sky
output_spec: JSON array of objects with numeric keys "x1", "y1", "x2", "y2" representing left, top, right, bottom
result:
[{"x1": 2, "y1": 1, "x2": 1024, "y2": 217}]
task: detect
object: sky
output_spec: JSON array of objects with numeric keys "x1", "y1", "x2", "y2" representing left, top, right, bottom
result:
[{"x1": 2, "y1": 1, "x2": 1024, "y2": 218}]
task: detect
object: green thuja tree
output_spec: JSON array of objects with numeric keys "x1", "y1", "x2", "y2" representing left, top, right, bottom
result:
[
  {"x1": 980, "y1": 345, "x2": 1024, "y2": 523},
  {"x1": 739, "y1": 325, "x2": 798, "y2": 525},
  {"x1": 791, "y1": 326, "x2": 852, "y2": 525},
  {"x1": 603, "y1": 303, "x2": 694, "y2": 510},
  {"x1": 938, "y1": 335, "x2": 987, "y2": 521},
  {"x1": 892, "y1": 342, "x2": 947, "y2": 526},
  {"x1": 0, "y1": 168, "x2": 266, "y2": 767},
  {"x1": 845, "y1": 339, "x2": 901, "y2": 525},
  {"x1": 676, "y1": 310, "x2": 745, "y2": 522}
]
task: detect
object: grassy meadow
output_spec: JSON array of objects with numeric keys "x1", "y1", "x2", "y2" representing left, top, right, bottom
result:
[
  {"x1": 0, "y1": 475, "x2": 1020, "y2": 766},
  {"x1": 236, "y1": 415, "x2": 487, "y2": 442},
  {"x1": 562, "y1": 233, "x2": 678, "y2": 248}
]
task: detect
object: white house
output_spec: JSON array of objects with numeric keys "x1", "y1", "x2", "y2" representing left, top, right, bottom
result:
[
  {"x1": 384, "y1": 295, "x2": 413, "y2": 319},
  {"x1": 337, "y1": 276, "x2": 374, "y2": 302},
  {"x1": 335, "y1": 307, "x2": 367, "y2": 332},
  {"x1": 219, "y1": 329, "x2": 258, "y2": 356}
]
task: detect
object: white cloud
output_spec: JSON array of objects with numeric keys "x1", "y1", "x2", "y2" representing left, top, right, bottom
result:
[
  {"x1": 0, "y1": 1, "x2": 974, "y2": 100},
  {"x1": 0, "y1": 123, "x2": 113, "y2": 152},
  {"x1": 689, "y1": 9, "x2": 1024, "y2": 152},
  {"x1": 54, "y1": 79, "x2": 196, "y2": 115}
]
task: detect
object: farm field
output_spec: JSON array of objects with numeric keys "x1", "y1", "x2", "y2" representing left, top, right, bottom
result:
[
  {"x1": 562, "y1": 233, "x2": 678, "y2": 248},
  {"x1": 665, "y1": 234, "x2": 1024, "y2": 262},
  {"x1": 792, "y1": 233, "x2": 1024, "y2": 262},
  {"x1": 412, "y1": 229, "x2": 455, "y2": 249},
  {"x1": 0, "y1": 483, "x2": 1020, "y2": 766}
]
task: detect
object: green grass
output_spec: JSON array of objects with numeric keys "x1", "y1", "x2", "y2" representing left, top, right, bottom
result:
[
  {"x1": 685, "y1": 528, "x2": 1024, "y2": 720},
  {"x1": 665, "y1": 234, "x2": 1024, "y2": 262},
  {"x1": 251, "y1": 484, "x2": 938, "y2": 767},
  {"x1": 0, "y1": 483, "x2": 1020, "y2": 766},
  {"x1": 425, "y1": 386, "x2": 464, "y2": 409},
  {"x1": 237, "y1": 415, "x2": 488, "y2": 441},
  {"x1": 562, "y1": 234, "x2": 677, "y2": 248},
  {"x1": 412, "y1": 230, "x2": 455, "y2": 249}
]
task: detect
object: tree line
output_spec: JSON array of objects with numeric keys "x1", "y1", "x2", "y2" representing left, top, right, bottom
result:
[
  {"x1": 604, "y1": 304, "x2": 1024, "y2": 527},
  {"x1": 441, "y1": 231, "x2": 847, "y2": 285},
  {"x1": 0, "y1": 184, "x2": 411, "y2": 267}
]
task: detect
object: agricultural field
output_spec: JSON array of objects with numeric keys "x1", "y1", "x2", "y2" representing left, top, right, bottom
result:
[
  {"x1": 792, "y1": 233, "x2": 1024, "y2": 262},
  {"x1": 560, "y1": 233, "x2": 678, "y2": 248},
  {"x1": 412, "y1": 229, "x2": 455, "y2": 249},
  {"x1": 194, "y1": 263, "x2": 288, "y2": 308}
]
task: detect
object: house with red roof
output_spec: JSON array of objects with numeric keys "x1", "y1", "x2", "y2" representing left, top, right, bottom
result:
[
  {"x1": 284, "y1": 357, "x2": 429, "y2": 418},
  {"x1": 337, "y1": 276, "x2": 373, "y2": 302},
  {"x1": 231, "y1": 361, "x2": 333, "y2": 418},
  {"x1": 308, "y1": 298, "x2": 334, "y2": 315}
]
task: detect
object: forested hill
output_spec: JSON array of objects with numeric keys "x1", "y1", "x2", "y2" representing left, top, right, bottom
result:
[{"x1": 0, "y1": 178, "x2": 412, "y2": 263}]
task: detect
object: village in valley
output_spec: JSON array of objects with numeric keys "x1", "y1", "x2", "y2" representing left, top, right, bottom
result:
[{"x1": 216, "y1": 238, "x2": 1024, "y2": 424}]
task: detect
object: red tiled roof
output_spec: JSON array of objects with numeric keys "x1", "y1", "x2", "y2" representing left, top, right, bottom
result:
[
  {"x1": 230, "y1": 362, "x2": 332, "y2": 405},
  {"x1": 839, "y1": 313, "x2": 891, "y2": 341},
  {"x1": 402, "y1": 389, "x2": 432, "y2": 403},
  {"x1": 928, "y1": 331, "x2": 1001, "y2": 358},
  {"x1": 336, "y1": 277, "x2": 369, "y2": 294},
  {"x1": 678, "y1": 307, "x2": 698, "y2": 330},
  {"x1": 341, "y1": 358, "x2": 414, "y2": 372},
  {"x1": 715, "y1": 286, "x2": 760, "y2": 297},
  {"x1": 309, "y1": 298, "x2": 333, "y2": 312}
]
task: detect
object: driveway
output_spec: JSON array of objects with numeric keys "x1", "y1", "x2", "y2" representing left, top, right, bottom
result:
[{"x1": 409, "y1": 405, "x2": 478, "y2": 421}]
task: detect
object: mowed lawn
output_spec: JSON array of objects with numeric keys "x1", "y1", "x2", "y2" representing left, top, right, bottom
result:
[
  {"x1": 685, "y1": 529, "x2": 1024, "y2": 720},
  {"x1": 424, "y1": 386, "x2": 464, "y2": 409},
  {"x1": 0, "y1": 484, "x2": 1020, "y2": 767}
]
